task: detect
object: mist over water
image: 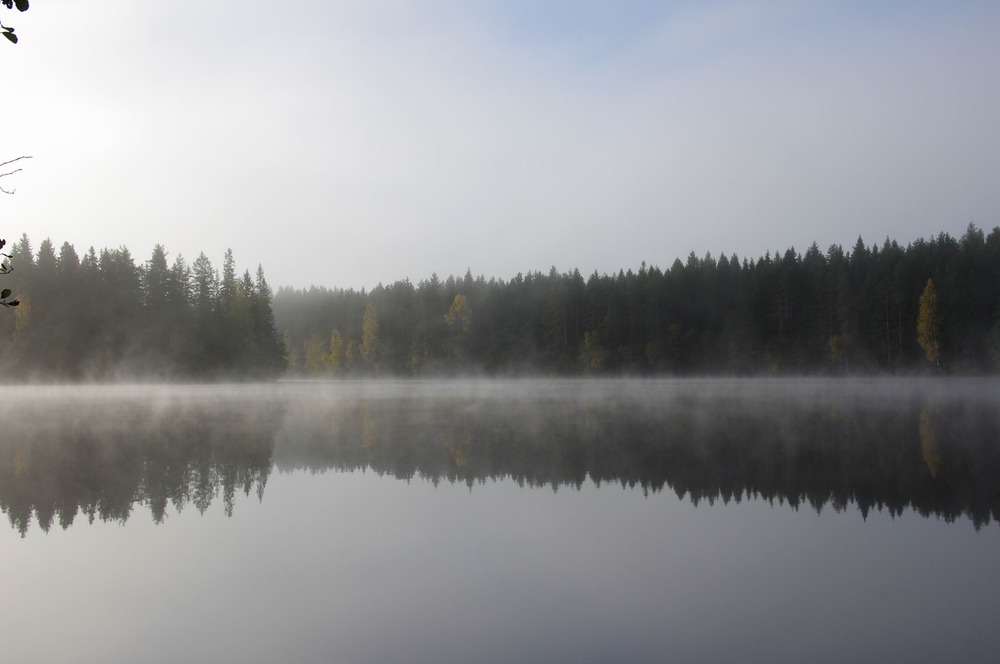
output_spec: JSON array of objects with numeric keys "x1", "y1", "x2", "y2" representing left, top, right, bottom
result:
[
  {"x1": 3, "y1": 378, "x2": 997, "y2": 533},
  {"x1": 2, "y1": 378, "x2": 999, "y2": 662}
]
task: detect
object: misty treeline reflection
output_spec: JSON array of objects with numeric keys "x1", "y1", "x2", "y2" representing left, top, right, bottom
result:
[
  {"x1": 2, "y1": 381, "x2": 999, "y2": 536},
  {"x1": 0, "y1": 389, "x2": 277, "y2": 535}
]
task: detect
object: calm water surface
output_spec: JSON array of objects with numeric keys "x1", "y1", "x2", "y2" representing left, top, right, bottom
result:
[{"x1": 2, "y1": 379, "x2": 999, "y2": 663}]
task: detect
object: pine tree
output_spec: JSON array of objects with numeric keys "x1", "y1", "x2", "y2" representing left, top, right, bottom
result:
[
  {"x1": 219, "y1": 248, "x2": 237, "y2": 313},
  {"x1": 253, "y1": 264, "x2": 285, "y2": 377},
  {"x1": 142, "y1": 244, "x2": 169, "y2": 309},
  {"x1": 191, "y1": 253, "x2": 218, "y2": 313}
]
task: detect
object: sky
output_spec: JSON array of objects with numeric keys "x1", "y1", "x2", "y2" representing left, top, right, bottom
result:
[{"x1": 3, "y1": 0, "x2": 999, "y2": 290}]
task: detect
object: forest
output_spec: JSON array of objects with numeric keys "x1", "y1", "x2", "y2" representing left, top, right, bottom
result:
[
  {"x1": 277, "y1": 224, "x2": 1000, "y2": 376},
  {"x1": 0, "y1": 236, "x2": 285, "y2": 379},
  {"x1": 1, "y1": 224, "x2": 999, "y2": 379}
]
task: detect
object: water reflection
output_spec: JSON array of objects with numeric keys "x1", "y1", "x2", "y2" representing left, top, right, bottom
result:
[
  {"x1": 2, "y1": 379, "x2": 999, "y2": 535},
  {"x1": 0, "y1": 387, "x2": 279, "y2": 535}
]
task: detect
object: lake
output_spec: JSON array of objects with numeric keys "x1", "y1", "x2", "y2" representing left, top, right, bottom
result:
[{"x1": 2, "y1": 379, "x2": 999, "y2": 663}]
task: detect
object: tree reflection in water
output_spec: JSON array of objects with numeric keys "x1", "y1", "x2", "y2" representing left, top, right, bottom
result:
[{"x1": 1, "y1": 380, "x2": 998, "y2": 536}]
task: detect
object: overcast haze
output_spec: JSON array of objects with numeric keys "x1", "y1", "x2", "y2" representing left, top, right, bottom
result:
[{"x1": 4, "y1": 1, "x2": 999, "y2": 290}]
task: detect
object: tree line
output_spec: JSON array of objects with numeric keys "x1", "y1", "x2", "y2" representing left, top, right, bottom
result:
[
  {"x1": 276, "y1": 224, "x2": 1000, "y2": 376},
  {"x1": 1, "y1": 225, "x2": 997, "y2": 378},
  {"x1": 0, "y1": 235, "x2": 285, "y2": 380}
]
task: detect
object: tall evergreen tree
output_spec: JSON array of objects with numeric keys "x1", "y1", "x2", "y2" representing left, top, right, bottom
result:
[
  {"x1": 253, "y1": 264, "x2": 285, "y2": 377},
  {"x1": 219, "y1": 248, "x2": 237, "y2": 313}
]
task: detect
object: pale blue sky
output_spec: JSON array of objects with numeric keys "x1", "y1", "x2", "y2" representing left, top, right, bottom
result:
[{"x1": 4, "y1": 1, "x2": 999, "y2": 288}]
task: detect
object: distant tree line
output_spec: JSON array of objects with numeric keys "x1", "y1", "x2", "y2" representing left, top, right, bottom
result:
[
  {"x1": 0, "y1": 235, "x2": 285, "y2": 380},
  {"x1": 276, "y1": 224, "x2": 1000, "y2": 376},
  {"x1": 1, "y1": 225, "x2": 997, "y2": 378}
]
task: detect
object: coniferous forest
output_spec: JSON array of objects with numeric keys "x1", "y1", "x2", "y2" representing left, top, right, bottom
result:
[
  {"x1": 0, "y1": 235, "x2": 285, "y2": 380},
  {"x1": 1, "y1": 224, "x2": 999, "y2": 379},
  {"x1": 277, "y1": 224, "x2": 1000, "y2": 376}
]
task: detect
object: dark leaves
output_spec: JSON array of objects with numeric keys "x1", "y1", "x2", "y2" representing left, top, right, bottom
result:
[{"x1": 1, "y1": 0, "x2": 27, "y2": 45}]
